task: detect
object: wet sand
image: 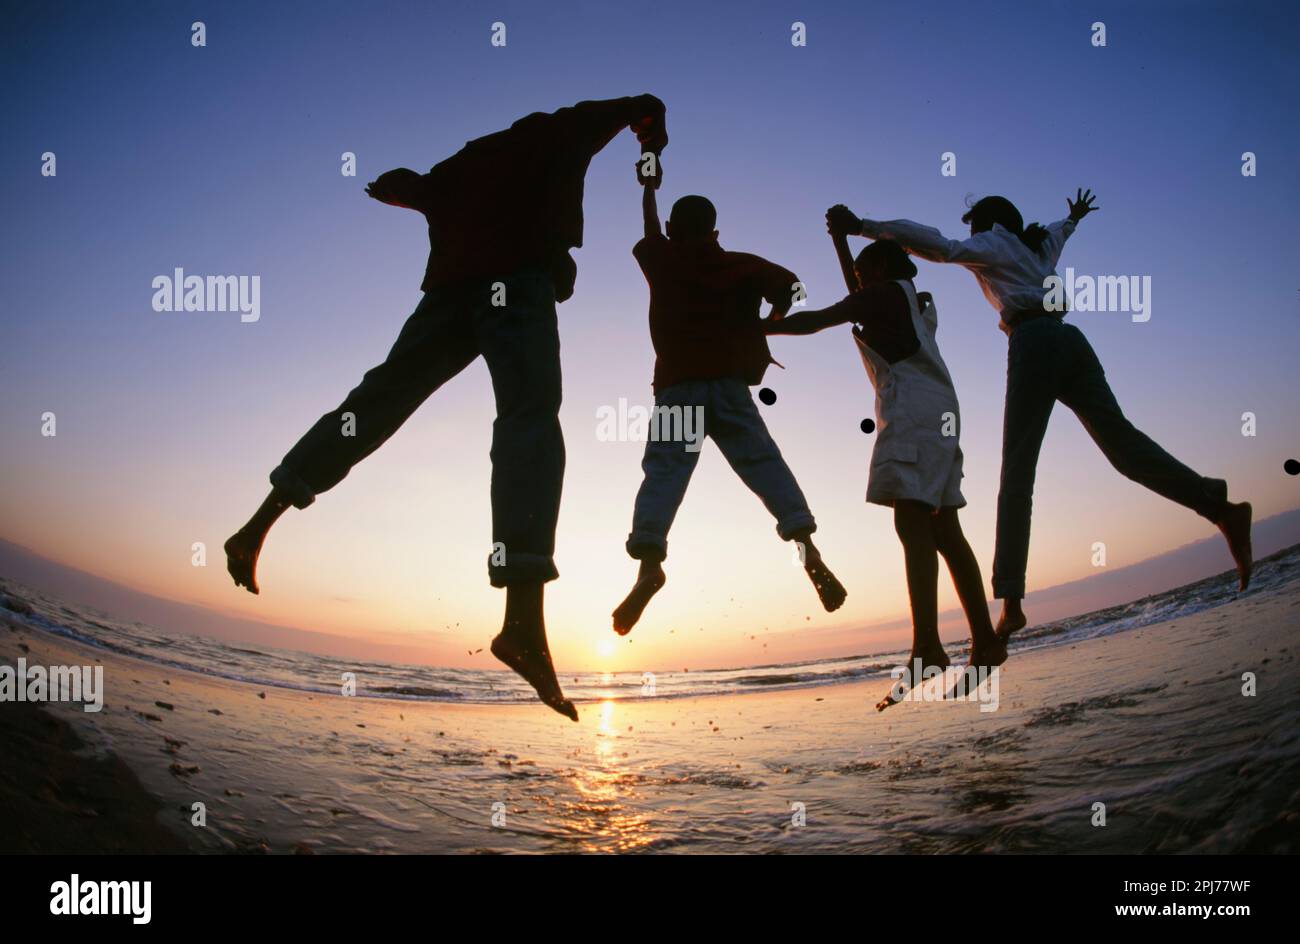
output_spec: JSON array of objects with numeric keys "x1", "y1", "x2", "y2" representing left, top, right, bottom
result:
[
  {"x1": 0, "y1": 681, "x2": 191, "y2": 853},
  {"x1": 2, "y1": 563, "x2": 1298, "y2": 854}
]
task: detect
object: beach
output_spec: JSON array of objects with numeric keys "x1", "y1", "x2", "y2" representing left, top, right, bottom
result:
[{"x1": 2, "y1": 549, "x2": 1299, "y2": 854}]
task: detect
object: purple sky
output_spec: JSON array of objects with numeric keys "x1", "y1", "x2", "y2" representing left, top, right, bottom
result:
[{"x1": 2, "y1": 1, "x2": 1297, "y2": 670}]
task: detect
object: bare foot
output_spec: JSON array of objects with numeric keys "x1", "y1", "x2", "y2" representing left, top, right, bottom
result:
[
  {"x1": 995, "y1": 600, "x2": 1026, "y2": 644},
  {"x1": 805, "y1": 557, "x2": 847, "y2": 612},
  {"x1": 224, "y1": 531, "x2": 264, "y2": 595},
  {"x1": 612, "y1": 564, "x2": 665, "y2": 636},
  {"x1": 875, "y1": 691, "x2": 901, "y2": 712},
  {"x1": 968, "y1": 634, "x2": 1008, "y2": 671},
  {"x1": 490, "y1": 632, "x2": 578, "y2": 722},
  {"x1": 1217, "y1": 501, "x2": 1253, "y2": 592},
  {"x1": 877, "y1": 646, "x2": 950, "y2": 711}
]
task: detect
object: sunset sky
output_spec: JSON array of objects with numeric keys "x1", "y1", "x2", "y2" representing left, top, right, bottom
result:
[{"x1": 2, "y1": 1, "x2": 1298, "y2": 672}]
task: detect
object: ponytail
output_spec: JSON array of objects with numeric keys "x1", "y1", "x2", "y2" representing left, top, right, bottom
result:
[
  {"x1": 963, "y1": 195, "x2": 1051, "y2": 256},
  {"x1": 1019, "y1": 222, "x2": 1050, "y2": 254}
]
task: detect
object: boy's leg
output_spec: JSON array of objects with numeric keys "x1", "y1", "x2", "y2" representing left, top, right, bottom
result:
[
  {"x1": 616, "y1": 383, "x2": 706, "y2": 634},
  {"x1": 932, "y1": 507, "x2": 1005, "y2": 668},
  {"x1": 224, "y1": 490, "x2": 292, "y2": 594},
  {"x1": 991, "y1": 319, "x2": 1060, "y2": 635},
  {"x1": 469, "y1": 267, "x2": 576, "y2": 720},
  {"x1": 708, "y1": 379, "x2": 845, "y2": 611},
  {"x1": 1057, "y1": 325, "x2": 1253, "y2": 590},
  {"x1": 225, "y1": 291, "x2": 479, "y2": 593}
]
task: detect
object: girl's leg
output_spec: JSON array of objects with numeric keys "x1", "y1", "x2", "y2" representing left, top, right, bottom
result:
[
  {"x1": 877, "y1": 501, "x2": 949, "y2": 710},
  {"x1": 932, "y1": 507, "x2": 1007, "y2": 668},
  {"x1": 992, "y1": 320, "x2": 1060, "y2": 632},
  {"x1": 894, "y1": 501, "x2": 947, "y2": 667}
]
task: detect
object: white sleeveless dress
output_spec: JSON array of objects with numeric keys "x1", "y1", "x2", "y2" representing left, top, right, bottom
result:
[{"x1": 853, "y1": 280, "x2": 965, "y2": 509}]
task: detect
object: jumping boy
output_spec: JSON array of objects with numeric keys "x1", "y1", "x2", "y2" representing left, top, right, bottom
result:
[{"x1": 613, "y1": 161, "x2": 846, "y2": 633}]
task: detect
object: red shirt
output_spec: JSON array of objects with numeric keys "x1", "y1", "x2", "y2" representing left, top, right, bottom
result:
[
  {"x1": 384, "y1": 96, "x2": 667, "y2": 293},
  {"x1": 633, "y1": 234, "x2": 796, "y2": 393}
]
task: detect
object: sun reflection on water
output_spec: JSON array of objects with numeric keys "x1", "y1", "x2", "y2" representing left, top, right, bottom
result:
[{"x1": 564, "y1": 699, "x2": 655, "y2": 852}]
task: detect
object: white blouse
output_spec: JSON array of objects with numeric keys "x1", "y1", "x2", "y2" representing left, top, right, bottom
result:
[{"x1": 858, "y1": 216, "x2": 1076, "y2": 324}]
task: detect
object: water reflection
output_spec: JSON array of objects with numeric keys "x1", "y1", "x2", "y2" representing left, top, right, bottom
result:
[{"x1": 565, "y1": 700, "x2": 655, "y2": 852}]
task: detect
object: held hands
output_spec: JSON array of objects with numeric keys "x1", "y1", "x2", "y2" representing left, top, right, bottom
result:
[
  {"x1": 826, "y1": 204, "x2": 861, "y2": 237},
  {"x1": 1067, "y1": 187, "x2": 1099, "y2": 223},
  {"x1": 636, "y1": 154, "x2": 662, "y2": 190},
  {"x1": 631, "y1": 94, "x2": 668, "y2": 154}
]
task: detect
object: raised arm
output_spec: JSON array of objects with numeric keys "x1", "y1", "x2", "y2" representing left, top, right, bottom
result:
[
  {"x1": 1040, "y1": 219, "x2": 1076, "y2": 267},
  {"x1": 559, "y1": 94, "x2": 668, "y2": 160},
  {"x1": 1038, "y1": 188, "x2": 1097, "y2": 265},
  {"x1": 637, "y1": 156, "x2": 662, "y2": 238},
  {"x1": 866, "y1": 218, "x2": 1002, "y2": 266},
  {"x1": 827, "y1": 204, "x2": 1000, "y2": 268},
  {"x1": 642, "y1": 185, "x2": 660, "y2": 238}
]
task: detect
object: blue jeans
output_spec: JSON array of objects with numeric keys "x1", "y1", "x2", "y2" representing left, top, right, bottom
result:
[
  {"x1": 272, "y1": 266, "x2": 563, "y2": 587},
  {"x1": 992, "y1": 317, "x2": 1226, "y2": 599},
  {"x1": 626, "y1": 378, "x2": 816, "y2": 561}
]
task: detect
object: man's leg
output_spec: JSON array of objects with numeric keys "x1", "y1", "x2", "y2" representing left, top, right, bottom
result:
[
  {"x1": 708, "y1": 379, "x2": 846, "y2": 612},
  {"x1": 992, "y1": 319, "x2": 1061, "y2": 637},
  {"x1": 614, "y1": 383, "x2": 706, "y2": 635},
  {"x1": 469, "y1": 268, "x2": 576, "y2": 720},
  {"x1": 225, "y1": 291, "x2": 479, "y2": 593},
  {"x1": 1057, "y1": 324, "x2": 1252, "y2": 589},
  {"x1": 471, "y1": 269, "x2": 565, "y2": 587}
]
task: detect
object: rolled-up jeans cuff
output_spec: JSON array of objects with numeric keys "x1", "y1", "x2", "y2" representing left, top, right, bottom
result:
[
  {"x1": 776, "y1": 512, "x2": 816, "y2": 542},
  {"x1": 270, "y1": 465, "x2": 317, "y2": 510},
  {"x1": 991, "y1": 580, "x2": 1024, "y2": 601},
  {"x1": 487, "y1": 551, "x2": 558, "y2": 588},
  {"x1": 626, "y1": 531, "x2": 667, "y2": 562},
  {"x1": 1200, "y1": 477, "x2": 1229, "y2": 521}
]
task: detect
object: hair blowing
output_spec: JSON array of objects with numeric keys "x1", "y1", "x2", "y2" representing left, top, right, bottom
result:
[{"x1": 962, "y1": 195, "x2": 1050, "y2": 255}]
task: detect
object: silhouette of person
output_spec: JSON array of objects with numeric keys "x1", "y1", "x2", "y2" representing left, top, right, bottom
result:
[
  {"x1": 225, "y1": 95, "x2": 669, "y2": 721},
  {"x1": 827, "y1": 192, "x2": 1253, "y2": 641},
  {"x1": 766, "y1": 236, "x2": 1004, "y2": 709},
  {"x1": 612, "y1": 161, "x2": 846, "y2": 635}
]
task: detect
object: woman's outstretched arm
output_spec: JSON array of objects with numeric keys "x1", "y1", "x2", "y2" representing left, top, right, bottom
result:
[{"x1": 827, "y1": 204, "x2": 1000, "y2": 268}]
